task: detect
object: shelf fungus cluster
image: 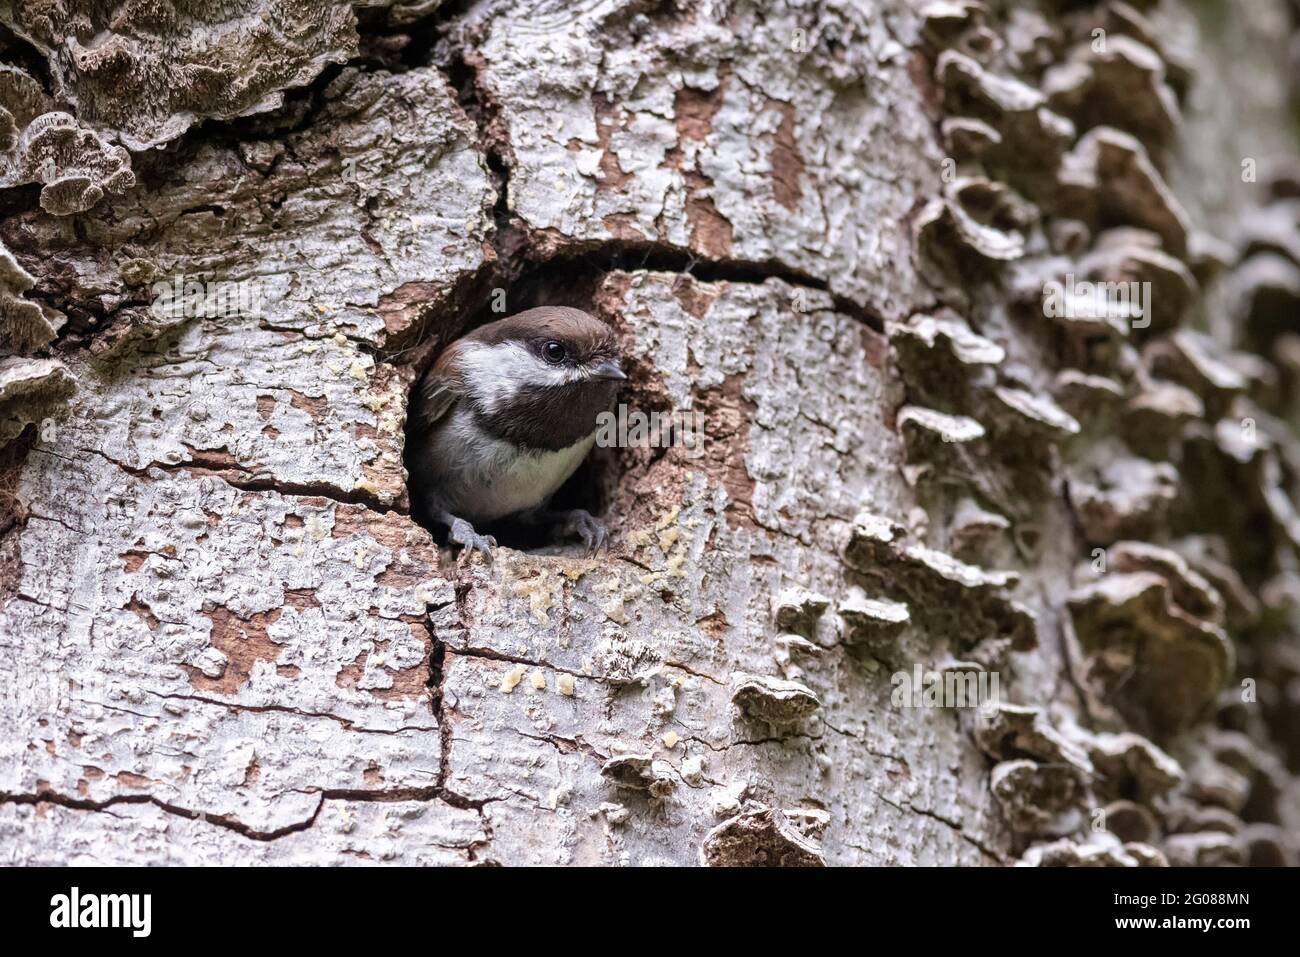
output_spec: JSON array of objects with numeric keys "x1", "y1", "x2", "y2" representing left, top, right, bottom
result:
[
  {"x1": 0, "y1": 2, "x2": 363, "y2": 154},
  {"x1": 975, "y1": 703, "x2": 1179, "y2": 865},
  {"x1": 730, "y1": 673, "x2": 823, "y2": 729},
  {"x1": 599, "y1": 752, "x2": 676, "y2": 800},
  {"x1": 0, "y1": 240, "x2": 73, "y2": 447},
  {"x1": 842, "y1": 510, "x2": 1037, "y2": 658},
  {"x1": 890, "y1": 307, "x2": 1080, "y2": 517},
  {"x1": 699, "y1": 804, "x2": 828, "y2": 867},
  {"x1": 731, "y1": 588, "x2": 832, "y2": 731},
  {"x1": 0, "y1": 0, "x2": 468, "y2": 454},
  {"x1": 1067, "y1": 542, "x2": 1235, "y2": 738},
  {"x1": 917, "y1": 0, "x2": 1300, "y2": 865},
  {"x1": 0, "y1": 70, "x2": 134, "y2": 216},
  {"x1": 977, "y1": 701, "x2": 1293, "y2": 867}
]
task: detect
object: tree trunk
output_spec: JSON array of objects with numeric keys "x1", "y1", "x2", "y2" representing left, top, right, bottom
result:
[{"x1": 1, "y1": 0, "x2": 1297, "y2": 865}]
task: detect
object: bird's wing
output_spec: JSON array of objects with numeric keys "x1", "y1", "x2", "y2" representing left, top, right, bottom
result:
[{"x1": 412, "y1": 344, "x2": 467, "y2": 432}]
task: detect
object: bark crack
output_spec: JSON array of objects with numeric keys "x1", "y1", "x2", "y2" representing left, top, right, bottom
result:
[
  {"x1": 0, "y1": 788, "x2": 326, "y2": 842},
  {"x1": 3, "y1": 782, "x2": 497, "y2": 849},
  {"x1": 143, "y1": 690, "x2": 439, "y2": 735},
  {"x1": 870, "y1": 787, "x2": 1006, "y2": 864},
  {"x1": 66, "y1": 446, "x2": 404, "y2": 517}
]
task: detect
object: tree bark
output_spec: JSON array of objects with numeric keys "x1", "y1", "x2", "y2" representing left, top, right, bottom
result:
[{"x1": 0, "y1": 0, "x2": 1297, "y2": 865}]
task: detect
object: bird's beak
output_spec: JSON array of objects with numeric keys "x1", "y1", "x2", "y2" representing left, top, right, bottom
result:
[{"x1": 590, "y1": 359, "x2": 628, "y2": 381}]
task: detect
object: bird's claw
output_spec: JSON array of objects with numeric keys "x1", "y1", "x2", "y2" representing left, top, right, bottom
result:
[
  {"x1": 554, "y1": 509, "x2": 609, "y2": 556},
  {"x1": 448, "y1": 517, "x2": 496, "y2": 564}
]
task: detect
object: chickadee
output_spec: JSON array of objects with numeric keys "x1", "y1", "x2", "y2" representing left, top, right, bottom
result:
[{"x1": 409, "y1": 306, "x2": 627, "y2": 560}]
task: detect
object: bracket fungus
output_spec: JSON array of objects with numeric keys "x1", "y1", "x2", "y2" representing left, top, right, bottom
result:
[
  {"x1": 1123, "y1": 378, "x2": 1205, "y2": 452},
  {"x1": 1066, "y1": 455, "x2": 1179, "y2": 546},
  {"x1": 897, "y1": 406, "x2": 990, "y2": 491},
  {"x1": 921, "y1": 0, "x2": 989, "y2": 51},
  {"x1": 1019, "y1": 835, "x2": 1168, "y2": 868},
  {"x1": 1162, "y1": 832, "x2": 1243, "y2": 868},
  {"x1": 949, "y1": 498, "x2": 1013, "y2": 562},
  {"x1": 1145, "y1": 330, "x2": 1250, "y2": 416},
  {"x1": 973, "y1": 703, "x2": 1093, "y2": 775},
  {"x1": 887, "y1": 310, "x2": 1004, "y2": 411},
  {"x1": 1, "y1": 239, "x2": 65, "y2": 352},
  {"x1": 772, "y1": 587, "x2": 831, "y2": 637},
  {"x1": 1100, "y1": 800, "x2": 1159, "y2": 845},
  {"x1": 1074, "y1": 228, "x2": 1198, "y2": 335},
  {"x1": 1085, "y1": 730, "x2": 1185, "y2": 804},
  {"x1": 843, "y1": 511, "x2": 1037, "y2": 652},
  {"x1": 1052, "y1": 370, "x2": 1127, "y2": 425},
  {"x1": 942, "y1": 116, "x2": 1002, "y2": 162},
  {"x1": 1055, "y1": 126, "x2": 1190, "y2": 258},
  {"x1": 729, "y1": 673, "x2": 822, "y2": 728},
  {"x1": 773, "y1": 634, "x2": 824, "y2": 682},
  {"x1": 988, "y1": 386, "x2": 1082, "y2": 446},
  {"x1": 1067, "y1": 568, "x2": 1234, "y2": 737},
  {"x1": 935, "y1": 49, "x2": 1075, "y2": 171},
  {"x1": 836, "y1": 587, "x2": 910, "y2": 646},
  {"x1": 917, "y1": 194, "x2": 1027, "y2": 269},
  {"x1": 0, "y1": 1, "x2": 359, "y2": 152},
  {"x1": 898, "y1": 405, "x2": 988, "y2": 453},
  {"x1": 600, "y1": 752, "x2": 675, "y2": 799},
  {"x1": 0, "y1": 66, "x2": 134, "y2": 215},
  {"x1": 699, "y1": 805, "x2": 827, "y2": 867},
  {"x1": 1041, "y1": 35, "x2": 1180, "y2": 155},
  {"x1": 990, "y1": 759, "x2": 1083, "y2": 835},
  {"x1": 0, "y1": 356, "x2": 74, "y2": 445}
]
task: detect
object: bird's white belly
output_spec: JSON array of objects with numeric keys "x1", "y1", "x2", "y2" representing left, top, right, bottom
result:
[{"x1": 433, "y1": 411, "x2": 595, "y2": 522}]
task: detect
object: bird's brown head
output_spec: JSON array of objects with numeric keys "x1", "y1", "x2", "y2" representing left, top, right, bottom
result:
[{"x1": 446, "y1": 306, "x2": 626, "y2": 451}]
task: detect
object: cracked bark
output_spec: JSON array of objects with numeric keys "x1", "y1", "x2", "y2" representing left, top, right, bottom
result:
[{"x1": 2, "y1": 0, "x2": 1299, "y2": 866}]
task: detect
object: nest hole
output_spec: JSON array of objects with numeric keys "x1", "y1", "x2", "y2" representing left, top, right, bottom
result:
[{"x1": 403, "y1": 251, "x2": 647, "y2": 552}]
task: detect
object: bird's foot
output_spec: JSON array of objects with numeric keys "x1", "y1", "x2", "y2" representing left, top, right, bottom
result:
[
  {"x1": 548, "y1": 508, "x2": 609, "y2": 555},
  {"x1": 445, "y1": 515, "x2": 496, "y2": 564}
]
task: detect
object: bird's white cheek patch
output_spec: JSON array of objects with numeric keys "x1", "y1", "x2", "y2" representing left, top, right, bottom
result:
[{"x1": 460, "y1": 340, "x2": 576, "y2": 413}]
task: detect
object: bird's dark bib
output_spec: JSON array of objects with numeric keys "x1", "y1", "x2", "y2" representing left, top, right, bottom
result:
[{"x1": 476, "y1": 381, "x2": 617, "y2": 451}]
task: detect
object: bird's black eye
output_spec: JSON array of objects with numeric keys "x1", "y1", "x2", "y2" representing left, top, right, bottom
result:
[{"x1": 542, "y1": 340, "x2": 566, "y2": 364}]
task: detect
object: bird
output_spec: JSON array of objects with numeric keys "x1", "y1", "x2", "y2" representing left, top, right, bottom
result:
[{"x1": 408, "y1": 306, "x2": 627, "y2": 561}]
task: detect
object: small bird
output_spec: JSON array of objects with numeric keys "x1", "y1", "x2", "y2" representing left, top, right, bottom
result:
[{"x1": 409, "y1": 306, "x2": 627, "y2": 560}]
